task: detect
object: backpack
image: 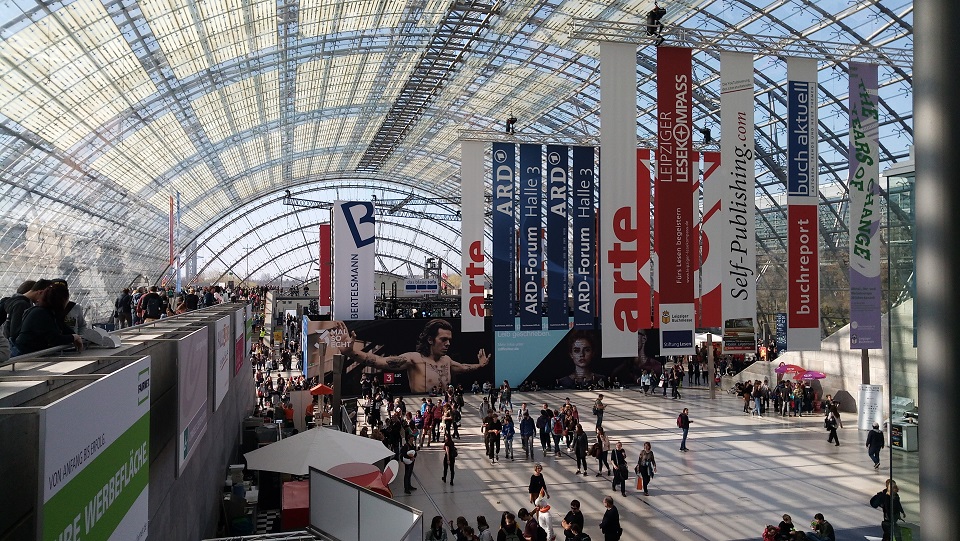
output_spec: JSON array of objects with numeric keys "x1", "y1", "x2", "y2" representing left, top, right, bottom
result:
[
  {"x1": 676, "y1": 414, "x2": 683, "y2": 428},
  {"x1": 501, "y1": 529, "x2": 522, "y2": 541},
  {"x1": 552, "y1": 417, "x2": 564, "y2": 435},
  {"x1": 143, "y1": 295, "x2": 163, "y2": 319}
]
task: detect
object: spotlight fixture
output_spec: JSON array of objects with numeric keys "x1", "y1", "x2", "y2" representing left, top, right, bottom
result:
[
  {"x1": 505, "y1": 114, "x2": 517, "y2": 135},
  {"x1": 699, "y1": 127, "x2": 712, "y2": 144},
  {"x1": 646, "y1": 3, "x2": 666, "y2": 37}
]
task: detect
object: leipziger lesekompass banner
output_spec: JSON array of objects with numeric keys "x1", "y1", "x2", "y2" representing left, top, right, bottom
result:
[{"x1": 39, "y1": 357, "x2": 150, "y2": 541}]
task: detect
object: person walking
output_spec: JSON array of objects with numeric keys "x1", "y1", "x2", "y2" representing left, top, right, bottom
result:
[
  {"x1": 528, "y1": 463, "x2": 550, "y2": 503},
  {"x1": 635, "y1": 442, "x2": 657, "y2": 496},
  {"x1": 610, "y1": 441, "x2": 628, "y2": 497},
  {"x1": 535, "y1": 498, "x2": 555, "y2": 541},
  {"x1": 595, "y1": 427, "x2": 611, "y2": 476},
  {"x1": 593, "y1": 394, "x2": 606, "y2": 428},
  {"x1": 870, "y1": 479, "x2": 906, "y2": 541},
  {"x1": 598, "y1": 496, "x2": 622, "y2": 541},
  {"x1": 573, "y1": 424, "x2": 589, "y2": 476},
  {"x1": 678, "y1": 408, "x2": 691, "y2": 452},
  {"x1": 538, "y1": 405, "x2": 554, "y2": 455},
  {"x1": 502, "y1": 413, "x2": 516, "y2": 460},
  {"x1": 866, "y1": 422, "x2": 885, "y2": 469},
  {"x1": 442, "y1": 433, "x2": 457, "y2": 485},
  {"x1": 825, "y1": 411, "x2": 840, "y2": 446},
  {"x1": 520, "y1": 411, "x2": 536, "y2": 459}
]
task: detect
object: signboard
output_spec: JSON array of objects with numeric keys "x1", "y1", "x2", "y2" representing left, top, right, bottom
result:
[
  {"x1": 332, "y1": 200, "x2": 376, "y2": 320},
  {"x1": 519, "y1": 144, "x2": 543, "y2": 330},
  {"x1": 492, "y1": 142, "x2": 517, "y2": 331},
  {"x1": 402, "y1": 278, "x2": 439, "y2": 296},
  {"x1": 235, "y1": 308, "x2": 246, "y2": 376},
  {"x1": 460, "y1": 140, "x2": 486, "y2": 332},
  {"x1": 857, "y1": 384, "x2": 884, "y2": 430},
  {"x1": 178, "y1": 328, "x2": 209, "y2": 476},
  {"x1": 213, "y1": 315, "x2": 231, "y2": 410},
  {"x1": 39, "y1": 357, "x2": 150, "y2": 541},
  {"x1": 571, "y1": 146, "x2": 596, "y2": 329}
]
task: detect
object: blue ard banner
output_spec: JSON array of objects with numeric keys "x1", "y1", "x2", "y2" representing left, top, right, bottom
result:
[
  {"x1": 492, "y1": 142, "x2": 517, "y2": 331},
  {"x1": 572, "y1": 146, "x2": 596, "y2": 329},
  {"x1": 519, "y1": 144, "x2": 543, "y2": 330},
  {"x1": 546, "y1": 145, "x2": 570, "y2": 330}
]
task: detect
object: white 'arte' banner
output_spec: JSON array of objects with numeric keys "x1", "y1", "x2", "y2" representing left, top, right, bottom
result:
[{"x1": 460, "y1": 141, "x2": 486, "y2": 332}]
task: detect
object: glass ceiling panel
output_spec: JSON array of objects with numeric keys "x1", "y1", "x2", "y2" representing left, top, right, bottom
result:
[
  {"x1": 92, "y1": 112, "x2": 198, "y2": 193},
  {"x1": 299, "y1": 0, "x2": 405, "y2": 38},
  {"x1": 191, "y1": 69, "x2": 279, "y2": 143},
  {"x1": 0, "y1": 0, "x2": 155, "y2": 150},
  {"x1": 219, "y1": 130, "x2": 282, "y2": 176},
  {"x1": 140, "y1": 0, "x2": 277, "y2": 80}
]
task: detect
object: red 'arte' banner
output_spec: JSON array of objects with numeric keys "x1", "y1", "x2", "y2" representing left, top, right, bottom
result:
[
  {"x1": 655, "y1": 46, "x2": 696, "y2": 354},
  {"x1": 699, "y1": 152, "x2": 723, "y2": 328},
  {"x1": 636, "y1": 148, "x2": 653, "y2": 329}
]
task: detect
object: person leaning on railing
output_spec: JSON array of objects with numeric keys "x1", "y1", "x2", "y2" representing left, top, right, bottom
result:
[{"x1": 14, "y1": 283, "x2": 83, "y2": 355}]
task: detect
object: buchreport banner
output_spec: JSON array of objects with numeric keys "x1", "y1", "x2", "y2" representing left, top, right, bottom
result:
[
  {"x1": 332, "y1": 200, "x2": 375, "y2": 321},
  {"x1": 572, "y1": 146, "x2": 596, "y2": 329},
  {"x1": 546, "y1": 145, "x2": 570, "y2": 330},
  {"x1": 656, "y1": 46, "x2": 695, "y2": 355},
  {"x1": 848, "y1": 62, "x2": 882, "y2": 349},
  {"x1": 460, "y1": 141, "x2": 486, "y2": 332},
  {"x1": 700, "y1": 151, "x2": 722, "y2": 328},
  {"x1": 600, "y1": 42, "x2": 641, "y2": 357},
  {"x1": 519, "y1": 144, "x2": 543, "y2": 330},
  {"x1": 786, "y1": 57, "x2": 821, "y2": 351},
  {"x1": 720, "y1": 51, "x2": 757, "y2": 348},
  {"x1": 492, "y1": 142, "x2": 516, "y2": 331}
]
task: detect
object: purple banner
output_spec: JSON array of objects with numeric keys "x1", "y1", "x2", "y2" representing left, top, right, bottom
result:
[{"x1": 848, "y1": 62, "x2": 881, "y2": 349}]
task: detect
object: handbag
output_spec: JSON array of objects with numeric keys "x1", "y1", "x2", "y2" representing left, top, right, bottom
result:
[
  {"x1": 589, "y1": 442, "x2": 600, "y2": 458},
  {"x1": 635, "y1": 476, "x2": 644, "y2": 491}
]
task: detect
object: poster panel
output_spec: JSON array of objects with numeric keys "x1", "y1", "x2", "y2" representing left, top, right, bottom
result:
[
  {"x1": 600, "y1": 41, "x2": 641, "y2": 357},
  {"x1": 40, "y1": 357, "x2": 150, "y2": 541},
  {"x1": 331, "y1": 318, "x2": 493, "y2": 395},
  {"x1": 492, "y1": 142, "x2": 517, "y2": 331},
  {"x1": 636, "y1": 149, "x2": 653, "y2": 330},
  {"x1": 402, "y1": 278, "x2": 439, "y2": 296},
  {"x1": 848, "y1": 62, "x2": 882, "y2": 349},
  {"x1": 786, "y1": 57, "x2": 821, "y2": 351},
  {"x1": 546, "y1": 145, "x2": 569, "y2": 330},
  {"x1": 519, "y1": 144, "x2": 543, "y2": 330},
  {"x1": 858, "y1": 384, "x2": 884, "y2": 430},
  {"x1": 332, "y1": 201, "x2": 376, "y2": 321},
  {"x1": 656, "y1": 46, "x2": 696, "y2": 355},
  {"x1": 214, "y1": 315, "x2": 231, "y2": 410},
  {"x1": 245, "y1": 304, "x2": 253, "y2": 360},
  {"x1": 571, "y1": 146, "x2": 596, "y2": 329},
  {"x1": 178, "y1": 328, "x2": 209, "y2": 476},
  {"x1": 719, "y1": 51, "x2": 757, "y2": 346},
  {"x1": 235, "y1": 308, "x2": 246, "y2": 376},
  {"x1": 460, "y1": 140, "x2": 486, "y2": 332},
  {"x1": 700, "y1": 151, "x2": 722, "y2": 328},
  {"x1": 723, "y1": 317, "x2": 756, "y2": 352},
  {"x1": 775, "y1": 312, "x2": 787, "y2": 353}
]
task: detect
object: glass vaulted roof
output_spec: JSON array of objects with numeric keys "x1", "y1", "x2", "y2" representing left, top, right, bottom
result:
[{"x1": 0, "y1": 0, "x2": 912, "y2": 332}]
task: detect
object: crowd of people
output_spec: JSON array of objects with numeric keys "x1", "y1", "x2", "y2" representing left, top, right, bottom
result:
[{"x1": 1, "y1": 278, "x2": 86, "y2": 361}]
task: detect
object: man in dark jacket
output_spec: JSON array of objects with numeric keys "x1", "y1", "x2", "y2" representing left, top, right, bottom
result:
[
  {"x1": 866, "y1": 422, "x2": 885, "y2": 469},
  {"x1": 598, "y1": 496, "x2": 621, "y2": 541}
]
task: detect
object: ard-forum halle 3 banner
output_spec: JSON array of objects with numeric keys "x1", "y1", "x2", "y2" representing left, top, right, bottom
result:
[
  {"x1": 332, "y1": 200, "x2": 376, "y2": 321},
  {"x1": 848, "y1": 62, "x2": 882, "y2": 349},
  {"x1": 786, "y1": 57, "x2": 821, "y2": 351},
  {"x1": 656, "y1": 46, "x2": 696, "y2": 355},
  {"x1": 600, "y1": 41, "x2": 642, "y2": 357}
]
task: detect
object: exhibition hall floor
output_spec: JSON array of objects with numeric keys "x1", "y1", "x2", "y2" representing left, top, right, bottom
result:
[{"x1": 396, "y1": 387, "x2": 919, "y2": 541}]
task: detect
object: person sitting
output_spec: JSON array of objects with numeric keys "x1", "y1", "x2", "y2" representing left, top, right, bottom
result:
[
  {"x1": 776, "y1": 514, "x2": 804, "y2": 541},
  {"x1": 763, "y1": 525, "x2": 780, "y2": 541},
  {"x1": 805, "y1": 513, "x2": 835, "y2": 541}
]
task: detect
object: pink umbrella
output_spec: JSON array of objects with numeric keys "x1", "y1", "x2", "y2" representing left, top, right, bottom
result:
[
  {"x1": 794, "y1": 370, "x2": 826, "y2": 380},
  {"x1": 775, "y1": 363, "x2": 805, "y2": 375}
]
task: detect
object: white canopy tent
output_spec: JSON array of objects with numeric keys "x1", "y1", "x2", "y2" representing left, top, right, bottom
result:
[{"x1": 244, "y1": 427, "x2": 393, "y2": 476}]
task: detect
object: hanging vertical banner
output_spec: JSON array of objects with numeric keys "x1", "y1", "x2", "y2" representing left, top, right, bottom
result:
[
  {"x1": 775, "y1": 312, "x2": 788, "y2": 352},
  {"x1": 700, "y1": 151, "x2": 723, "y2": 328},
  {"x1": 168, "y1": 195, "x2": 175, "y2": 266},
  {"x1": 636, "y1": 149, "x2": 653, "y2": 330},
  {"x1": 332, "y1": 200, "x2": 375, "y2": 321},
  {"x1": 600, "y1": 42, "x2": 641, "y2": 357},
  {"x1": 690, "y1": 151, "x2": 703, "y2": 327},
  {"x1": 461, "y1": 141, "x2": 486, "y2": 332},
  {"x1": 848, "y1": 62, "x2": 882, "y2": 349},
  {"x1": 546, "y1": 145, "x2": 570, "y2": 330},
  {"x1": 519, "y1": 144, "x2": 543, "y2": 330},
  {"x1": 656, "y1": 46, "x2": 696, "y2": 355},
  {"x1": 492, "y1": 142, "x2": 516, "y2": 331},
  {"x1": 720, "y1": 51, "x2": 758, "y2": 350},
  {"x1": 786, "y1": 57, "x2": 821, "y2": 351},
  {"x1": 319, "y1": 224, "x2": 332, "y2": 315},
  {"x1": 572, "y1": 146, "x2": 596, "y2": 329}
]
